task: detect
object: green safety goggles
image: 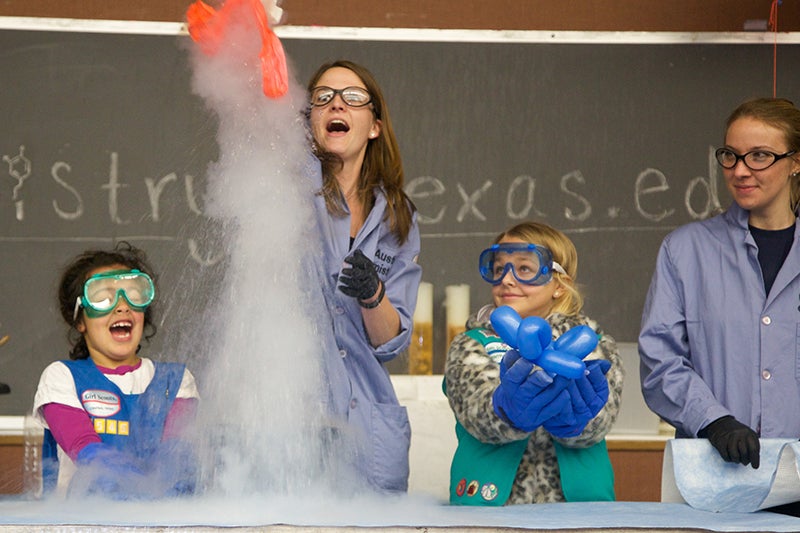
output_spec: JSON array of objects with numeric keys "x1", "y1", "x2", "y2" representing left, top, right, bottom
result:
[{"x1": 72, "y1": 269, "x2": 155, "y2": 320}]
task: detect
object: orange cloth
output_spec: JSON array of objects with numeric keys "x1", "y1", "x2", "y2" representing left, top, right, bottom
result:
[{"x1": 186, "y1": 0, "x2": 288, "y2": 98}]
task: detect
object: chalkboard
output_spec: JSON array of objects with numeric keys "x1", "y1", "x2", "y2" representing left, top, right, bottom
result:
[{"x1": 1, "y1": 23, "x2": 799, "y2": 414}]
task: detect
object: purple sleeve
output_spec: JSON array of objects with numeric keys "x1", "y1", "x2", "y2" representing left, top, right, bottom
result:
[
  {"x1": 41, "y1": 402, "x2": 102, "y2": 461},
  {"x1": 163, "y1": 397, "x2": 199, "y2": 440}
]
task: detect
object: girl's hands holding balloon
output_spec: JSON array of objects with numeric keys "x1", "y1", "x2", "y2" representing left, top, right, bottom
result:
[
  {"x1": 543, "y1": 359, "x2": 611, "y2": 438},
  {"x1": 492, "y1": 351, "x2": 573, "y2": 433}
]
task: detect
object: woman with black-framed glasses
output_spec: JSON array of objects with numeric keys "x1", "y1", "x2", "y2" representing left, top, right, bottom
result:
[
  {"x1": 640, "y1": 98, "x2": 800, "y2": 513},
  {"x1": 305, "y1": 60, "x2": 422, "y2": 494}
]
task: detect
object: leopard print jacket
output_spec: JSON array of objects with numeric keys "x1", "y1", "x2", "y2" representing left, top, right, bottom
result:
[{"x1": 444, "y1": 304, "x2": 625, "y2": 504}]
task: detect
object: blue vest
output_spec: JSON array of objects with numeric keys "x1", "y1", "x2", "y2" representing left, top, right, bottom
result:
[
  {"x1": 446, "y1": 328, "x2": 615, "y2": 505},
  {"x1": 42, "y1": 359, "x2": 184, "y2": 492}
]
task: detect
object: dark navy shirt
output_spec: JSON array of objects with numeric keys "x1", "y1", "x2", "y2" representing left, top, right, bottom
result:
[{"x1": 750, "y1": 224, "x2": 795, "y2": 296}]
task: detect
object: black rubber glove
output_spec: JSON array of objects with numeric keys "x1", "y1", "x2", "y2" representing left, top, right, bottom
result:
[
  {"x1": 699, "y1": 415, "x2": 760, "y2": 469},
  {"x1": 338, "y1": 249, "x2": 381, "y2": 301}
]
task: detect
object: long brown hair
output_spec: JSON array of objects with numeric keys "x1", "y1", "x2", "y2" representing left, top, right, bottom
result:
[{"x1": 307, "y1": 60, "x2": 415, "y2": 245}]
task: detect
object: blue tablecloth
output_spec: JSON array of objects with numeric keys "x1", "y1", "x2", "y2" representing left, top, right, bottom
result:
[{"x1": 1, "y1": 497, "x2": 800, "y2": 531}]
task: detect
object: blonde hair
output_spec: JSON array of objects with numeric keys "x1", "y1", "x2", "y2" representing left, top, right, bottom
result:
[
  {"x1": 725, "y1": 98, "x2": 800, "y2": 211},
  {"x1": 493, "y1": 221, "x2": 583, "y2": 316}
]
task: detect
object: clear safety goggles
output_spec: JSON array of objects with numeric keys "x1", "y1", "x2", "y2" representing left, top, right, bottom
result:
[
  {"x1": 73, "y1": 269, "x2": 155, "y2": 320},
  {"x1": 478, "y1": 243, "x2": 567, "y2": 286},
  {"x1": 309, "y1": 86, "x2": 372, "y2": 108}
]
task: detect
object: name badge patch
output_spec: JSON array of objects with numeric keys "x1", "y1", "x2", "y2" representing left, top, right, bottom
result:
[{"x1": 81, "y1": 389, "x2": 121, "y2": 417}]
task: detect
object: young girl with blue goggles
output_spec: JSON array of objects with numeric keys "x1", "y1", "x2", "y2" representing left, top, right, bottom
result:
[{"x1": 478, "y1": 242, "x2": 567, "y2": 286}]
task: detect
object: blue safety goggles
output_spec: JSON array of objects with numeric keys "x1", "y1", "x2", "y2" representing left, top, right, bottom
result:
[
  {"x1": 478, "y1": 243, "x2": 566, "y2": 286},
  {"x1": 72, "y1": 269, "x2": 155, "y2": 320}
]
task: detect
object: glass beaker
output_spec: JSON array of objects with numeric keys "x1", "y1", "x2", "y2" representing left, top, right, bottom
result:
[{"x1": 22, "y1": 415, "x2": 43, "y2": 499}]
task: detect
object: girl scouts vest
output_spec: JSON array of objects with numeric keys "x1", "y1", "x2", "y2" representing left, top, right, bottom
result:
[
  {"x1": 42, "y1": 358, "x2": 185, "y2": 492},
  {"x1": 446, "y1": 327, "x2": 615, "y2": 506}
]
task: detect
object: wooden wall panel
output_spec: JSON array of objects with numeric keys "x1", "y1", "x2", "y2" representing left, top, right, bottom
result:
[
  {"x1": 609, "y1": 449, "x2": 664, "y2": 502},
  {"x1": 0, "y1": 440, "x2": 667, "y2": 501},
  {"x1": 0, "y1": 439, "x2": 24, "y2": 495},
  {"x1": 0, "y1": 0, "x2": 797, "y2": 32}
]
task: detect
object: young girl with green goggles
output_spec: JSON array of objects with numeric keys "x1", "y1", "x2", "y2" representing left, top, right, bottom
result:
[
  {"x1": 72, "y1": 268, "x2": 155, "y2": 321},
  {"x1": 32, "y1": 241, "x2": 200, "y2": 499}
]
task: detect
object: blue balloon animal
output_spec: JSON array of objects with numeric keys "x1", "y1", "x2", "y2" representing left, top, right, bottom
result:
[{"x1": 490, "y1": 305, "x2": 598, "y2": 379}]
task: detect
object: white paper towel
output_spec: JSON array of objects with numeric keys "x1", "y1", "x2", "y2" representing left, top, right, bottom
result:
[{"x1": 662, "y1": 438, "x2": 800, "y2": 512}]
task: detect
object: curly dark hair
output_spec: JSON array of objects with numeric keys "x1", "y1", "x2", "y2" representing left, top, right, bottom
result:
[{"x1": 58, "y1": 241, "x2": 158, "y2": 360}]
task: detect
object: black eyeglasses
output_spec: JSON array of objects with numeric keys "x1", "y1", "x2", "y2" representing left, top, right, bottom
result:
[
  {"x1": 715, "y1": 148, "x2": 797, "y2": 171},
  {"x1": 309, "y1": 86, "x2": 372, "y2": 108}
]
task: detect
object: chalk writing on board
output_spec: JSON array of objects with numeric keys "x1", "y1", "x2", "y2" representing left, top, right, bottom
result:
[
  {"x1": 2, "y1": 145, "x2": 31, "y2": 221},
  {"x1": 3, "y1": 144, "x2": 724, "y2": 259},
  {"x1": 407, "y1": 146, "x2": 724, "y2": 235},
  {"x1": 1, "y1": 148, "x2": 203, "y2": 225},
  {"x1": 1, "y1": 145, "x2": 220, "y2": 265}
]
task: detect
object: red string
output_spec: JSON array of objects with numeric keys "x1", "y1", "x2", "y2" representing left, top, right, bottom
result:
[{"x1": 769, "y1": 0, "x2": 780, "y2": 98}]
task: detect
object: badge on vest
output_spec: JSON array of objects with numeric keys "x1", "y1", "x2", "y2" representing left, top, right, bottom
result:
[
  {"x1": 93, "y1": 418, "x2": 129, "y2": 435},
  {"x1": 81, "y1": 389, "x2": 121, "y2": 417},
  {"x1": 480, "y1": 482, "x2": 499, "y2": 501}
]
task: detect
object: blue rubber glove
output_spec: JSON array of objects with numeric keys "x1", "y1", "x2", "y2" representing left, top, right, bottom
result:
[
  {"x1": 492, "y1": 350, "x2": 572, "y2": 432},
  {"x1": 498, "y1": 348, "x2": 521, "y2": 380},
  {"x1": 154, "y1": 440, "x2": 199, "y2": 497},
  {"x1": 70, "y1": 442, "x2": 148, "y2": 500},
  {"x1": 543, "y1": 359, "x2": 611, "y2": 438},
  {"x1": 580, "y1": 359, "x2": 612, "y2": 416}
]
